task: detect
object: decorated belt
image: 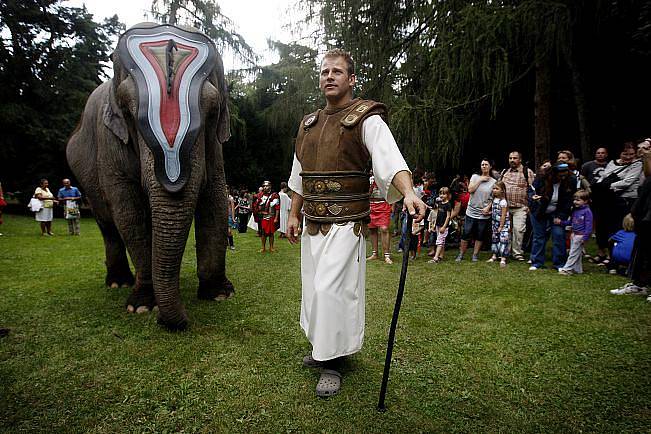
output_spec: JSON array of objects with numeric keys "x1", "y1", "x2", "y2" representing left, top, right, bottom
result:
[
  {"x1": 305, "y1": 220, "x2": 368, "y2": 237},
  {"x1": 301, "y1": 171, "x2": 370, "y2": 223}
]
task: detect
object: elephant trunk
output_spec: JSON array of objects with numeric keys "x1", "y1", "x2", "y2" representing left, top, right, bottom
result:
[{"x1": 150, "y1": 184, "x2": 199, "y2": 330}]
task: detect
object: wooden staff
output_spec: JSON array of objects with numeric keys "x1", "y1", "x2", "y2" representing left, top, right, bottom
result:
[{"x1": 378, "y1": 212, "x2": 413, "y2": 412}]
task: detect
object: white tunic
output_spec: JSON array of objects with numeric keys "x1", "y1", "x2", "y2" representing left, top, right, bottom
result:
[
  {"x1": 279, "y1": 191, "x2": 292, "y2": 234},
  {"x1": 288, "y1": 115, "x2": 409, "y2": 361}
]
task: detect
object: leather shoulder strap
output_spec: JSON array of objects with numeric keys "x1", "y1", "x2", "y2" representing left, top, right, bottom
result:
[
  {"x1": 340, "y1": 99, "x2": 387, "y2": 128},
  {"x1": 302, "y1": 109, "x2": 321, "y2": 131}
]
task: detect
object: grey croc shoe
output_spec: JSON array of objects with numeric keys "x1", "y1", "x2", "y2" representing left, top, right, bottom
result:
[
  {"x1": 302, "y1": 354, "x2": 323, "y2": 368},
  {"x1": 316, "y1": 369, "x2": 341, "y2": 397}
]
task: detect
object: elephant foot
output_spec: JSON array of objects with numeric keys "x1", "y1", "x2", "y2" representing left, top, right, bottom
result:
[
  {"x1": 157, "y1": 310, "x2": 189, "y2": 331},
  {"x1": 106, "y1": 267, "x2": 135, "y2": 289},
  {"x1": 197, "y1": 276, "x2": 235, "y2": 301},
  {"x1": 125, "y1": 282, "x2": 156, "y2": 314}
]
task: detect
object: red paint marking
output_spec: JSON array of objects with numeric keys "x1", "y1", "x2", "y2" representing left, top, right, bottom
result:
[{"x1": 140, "y1": 40, "x2": 199, "y2": 148}]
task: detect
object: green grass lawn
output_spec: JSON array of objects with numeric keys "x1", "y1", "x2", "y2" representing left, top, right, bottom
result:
[{"x1": 0, "y1": 214, "x2": 649, "y2": 432}]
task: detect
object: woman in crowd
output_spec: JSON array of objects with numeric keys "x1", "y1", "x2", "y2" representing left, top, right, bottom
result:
[
  {"x1": 591, "y1": 142, "x2": 643, "y2": 264},
  {"x1": 235, "y1": 188, "x2": 251, "y2": 233},
  {"x1": 456, "y1": 159, "x2": 495, "y2": 262},
  {"x1": 226, "y1": 186, "x2": 235, "y2": 250},
  {"x1": 34, "y1": 178, "x2": 57, "y2": 236},
  {"x1": 556, "y1": 150, "x2": 588, "y2": 190},
  {"x1": 528, "y1": 163, "x2": 577, "y2": 270}
]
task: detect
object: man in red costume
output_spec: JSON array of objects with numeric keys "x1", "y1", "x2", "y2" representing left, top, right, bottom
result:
[{"x1": 253, "y1": 180, "x2": 280, "y2": 252}]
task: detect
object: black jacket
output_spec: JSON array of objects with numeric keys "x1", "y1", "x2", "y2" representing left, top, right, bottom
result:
[
  {"x1": 632, "y1": 177, "x2": 651, "y2": 226},
  {"x1": 530, "y1": 175, "x2": 577, "y2": 220}
]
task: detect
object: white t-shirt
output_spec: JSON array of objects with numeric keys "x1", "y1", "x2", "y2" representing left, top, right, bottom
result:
[{"x1": 466, "y1": 174, "x2": 496, "y2": 220}]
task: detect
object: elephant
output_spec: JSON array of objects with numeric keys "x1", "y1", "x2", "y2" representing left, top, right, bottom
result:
[{"x1": 67, "y1": 23, "x2": 234, "y2": 330}]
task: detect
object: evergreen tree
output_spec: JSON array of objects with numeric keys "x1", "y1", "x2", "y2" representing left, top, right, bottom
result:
[
  {"x1": 150, "y1": 0, "x2": 255, "y2": 64},
  {"x1": 223, "y1": 42, "x2": 319, "y2": 188},
  {"x1": 0, "y1": 0, "x2": 122, "y2": 193},
  {"x1": 300, "y1": 0, "x2": 650, "y2": 170}
]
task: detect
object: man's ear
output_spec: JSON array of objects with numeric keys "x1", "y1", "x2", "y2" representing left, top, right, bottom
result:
[
  {"x1": 102, "y1": 81, "x2": 129, "y2": 144},
  {"x1": 349, "y1": 73, "x2": 356, "y2": 89}
]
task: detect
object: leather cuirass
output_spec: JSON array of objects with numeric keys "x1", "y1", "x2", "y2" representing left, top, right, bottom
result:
[{"x1": 295, "y1": 98, "x2": 387, "y2": 235}]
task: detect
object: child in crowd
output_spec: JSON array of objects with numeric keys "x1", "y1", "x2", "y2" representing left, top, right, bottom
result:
[
  {"x1": 607, "y1": 214, "x2": 636, "y2": 275},
  {"x1": 555, "y1": 189, "x2": 593, "y2": 275},
  {"x1": 409, "y1": 215, "x2": 425, "y2": 260},
  {"x1": 426, "y1": 197, "x2": 438, "y2": 256},
  {"x1": 487, "y1": 181, "x2": 510, "y2": 267},
  {"x1": 428, "y1": 187, "x2": 452, "y2": 263}
]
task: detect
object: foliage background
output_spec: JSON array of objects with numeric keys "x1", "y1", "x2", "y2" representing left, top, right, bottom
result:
[{"x1": 0, "y1": 0, "x2": 649, "y2": 191}]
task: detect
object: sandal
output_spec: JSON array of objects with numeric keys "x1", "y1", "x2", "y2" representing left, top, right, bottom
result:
[
  {"x1": 427, "y1": 257, "x2": 441, "y2": 264},
  {"x1": 486, "y1": 257, "x2": 496, "y2": 263},
  {"x1": 500, "y1": 259, "x2": 507, "y2": 268},
  {"x1": 512, "y1": 254, "x2": 525, "y2": 262},
  {"x1": 316, "y1": 369, "x2": 341, "y2": 397}
]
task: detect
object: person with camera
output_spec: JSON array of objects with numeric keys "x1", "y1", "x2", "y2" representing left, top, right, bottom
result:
[{"x1": 591, "y1": 142, "x2": 643, "y2": 265}]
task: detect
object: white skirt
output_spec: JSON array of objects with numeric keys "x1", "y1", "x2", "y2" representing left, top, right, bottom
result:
[
  {"x1": 300, "y1": 222, "x2": 366, "y2": 361},
  {"x1": 35, "y1": 207, "x2": 53, "y2": 222}
]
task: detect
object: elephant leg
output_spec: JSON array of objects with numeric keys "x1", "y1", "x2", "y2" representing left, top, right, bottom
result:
[
  {"x1": 67, "y1": 118, "x2": 136, "y2": 289},
  {"x1": 97, "y1": 220, "x2": 135, "y2": 288},
  {"x1": 100, "y1": 219, "x2": 154, "y2": 313},
  {"x1": 195, "y1": 181, "x2": 234, "y2": 302},
  {"x1": 101, "y1": 179, "x2": 155, "y2": 313}
]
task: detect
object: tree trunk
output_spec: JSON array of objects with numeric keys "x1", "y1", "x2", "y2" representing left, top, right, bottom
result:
[
  {"x1": 565, "y1": 46, "x2": 592, "y2": 164},
  {"x1": 534, "y1": 42, "x2": 552, "y2": 169},
  {"x1": 168, "y1": 0, "x2": 179, "y2": 25}
]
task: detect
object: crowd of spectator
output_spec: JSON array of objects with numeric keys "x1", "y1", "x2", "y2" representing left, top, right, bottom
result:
[
  {"x1": 12, "y1": 138, "x2": 651, "y2": 304},
  {"x1": 392, "y1": 138, "x2": 651, "y2": 302},
  {"x1": 228, "y1": 181, "x2": 292, "y2": 253}
]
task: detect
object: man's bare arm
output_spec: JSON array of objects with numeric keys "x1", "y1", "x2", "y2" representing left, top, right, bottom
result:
[
  {"x1": 287, "y1": 193, "x2": 304, "y2": 244},
  {"x1": 391, "y1": 170, "x2": 426, "y2": 222}
]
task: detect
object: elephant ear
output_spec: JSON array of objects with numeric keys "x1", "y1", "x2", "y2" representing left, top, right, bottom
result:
[
  {"x1": 212, "y1": 57, "x2": 231, "y2": 145},
  {"x1": 216, "y1": 86, "x2": 231, "y2": 145},
  {"x1": 102, "y1": 81, "x2": 129, "y2": 144}
]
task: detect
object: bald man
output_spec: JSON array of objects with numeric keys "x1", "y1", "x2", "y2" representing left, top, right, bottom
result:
[{"x1": 581, "y1": 147, "x2": 610, "y2": 185}]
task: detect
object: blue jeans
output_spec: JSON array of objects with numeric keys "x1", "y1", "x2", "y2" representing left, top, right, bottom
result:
[{"x1": 530, "y1": 213, "x2": 567, "y2": 269}]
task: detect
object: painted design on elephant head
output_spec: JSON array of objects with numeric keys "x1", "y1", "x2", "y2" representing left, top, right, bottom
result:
[{"x1": 116, "y1": 24, "x2": 218, "y2": 192}]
